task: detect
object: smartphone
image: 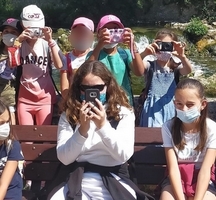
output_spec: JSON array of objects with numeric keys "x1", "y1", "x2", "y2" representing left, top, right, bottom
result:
[{"x1": 85, "y1": 89, "x2": 100, "y2": 107}]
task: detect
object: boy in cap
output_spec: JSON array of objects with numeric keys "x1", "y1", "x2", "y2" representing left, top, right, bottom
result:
[
  {"x1": 15, "y1": 4, "x2": 65, "y2": 126},
  {"x1": 60, "y1": 17, "x2": 94, "y2": 99},
  {"x1": 87, "y1": 14, "x2": 145, "y2": 106},
  {"x1": 0, "y1": 18, "x2": 23, "y2": 124}
]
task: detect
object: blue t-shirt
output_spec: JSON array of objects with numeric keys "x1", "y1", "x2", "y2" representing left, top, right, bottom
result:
[
  {"x1": 0, "y1": 140, "x2": 23, "y2": 200},
  {"x1": 86, "y1": 48, "x2": 133, "y2": 105}
]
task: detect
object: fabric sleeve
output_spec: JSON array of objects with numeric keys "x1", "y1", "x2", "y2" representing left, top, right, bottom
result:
[
  {"x1": 7, "y1": 140, "x2": 24, "y2": 161},
  {"x1": 161, "y1": 121, "x2": 173, "y2": 148},
  {"x1": 96, "y1": 107, "x2": 135, "y2": 163},
  {"x1": 56, "y1": 113, "x2": 87, "y2": 165},
  {"x1": 206, "y1": 120, "x2": 216, "y2": 149}
]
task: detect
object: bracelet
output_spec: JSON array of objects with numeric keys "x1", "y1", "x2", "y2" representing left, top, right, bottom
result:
[
  {"x1": 133, "y1": 43, "x2": 139, "y2": 53},
  {"x1": 48, "y1": 40, "x2": 57, "y2": 48}
]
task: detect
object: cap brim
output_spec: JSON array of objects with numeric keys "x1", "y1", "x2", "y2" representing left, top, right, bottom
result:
[
  {"x1": 97, "y1": 21, "x2": 124, "y2": 32},
  {"x1": 22, "y1": 20, "x2": 45, "y2": 28}
]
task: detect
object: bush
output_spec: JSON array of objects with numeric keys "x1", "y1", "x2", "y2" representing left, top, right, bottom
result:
[{"x1": 184, "y1": 18, "x2": 208, "y2": 42}]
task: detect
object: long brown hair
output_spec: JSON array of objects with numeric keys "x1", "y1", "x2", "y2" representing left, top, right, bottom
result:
[
  {"x1": 63, "y1": 60, "x2": 132, "y2": 125},
  {"x1": 171, "y1": 78, "x2": 208, "y2": 151}
]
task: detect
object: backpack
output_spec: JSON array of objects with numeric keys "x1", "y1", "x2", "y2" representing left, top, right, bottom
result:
[{"x1": 134, "y1": 61, "x2": 180, "y2": 126}]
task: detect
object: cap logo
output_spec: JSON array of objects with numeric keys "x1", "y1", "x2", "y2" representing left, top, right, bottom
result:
[
  {"x1": 27, "y1": 13, "x2": 41, "y2": 19},
  {"x1": 108, "y1": 15, "x2": 116, "y2": 21},
  {"x1": 7, "y1": 18, "x2": 15, "y2": 24}
]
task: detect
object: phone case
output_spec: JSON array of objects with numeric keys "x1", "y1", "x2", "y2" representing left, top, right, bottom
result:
[{"x1": 85, "y1": 89, "x2": 100, "y2": 106}]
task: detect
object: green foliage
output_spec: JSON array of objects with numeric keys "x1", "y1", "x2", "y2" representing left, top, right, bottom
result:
[{"x1": 184, "y1": 18, "x2": 208, "y2": 42}]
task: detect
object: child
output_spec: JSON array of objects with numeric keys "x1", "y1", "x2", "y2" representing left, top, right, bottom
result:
[
  {"x1": 139, "y1": 29, "x2": 192, "y2": 127},
  {"x1": 60, "y1": 17, "x2": 94, "y2": 99},
  {"x1": 15, "y1": 5, "x2": 64, "y2": 125},
  {"x1": 0, "y1": 100, "x2": 24, "y2": 200},
  {"x1": 49, "y1": 61, "x2": 153, "y2": 200},
  {"x1": 160, "y1": 78, "x2": 216, "y2": 200},
  {"x1": 0, "y1": 18, "x2": 23, "y2": 124},
  {"x1": 87, "y1": 14, "x2": 144, "y2": 106}
]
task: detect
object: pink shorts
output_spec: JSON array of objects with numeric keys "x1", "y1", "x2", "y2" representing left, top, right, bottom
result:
[{"x1": 17, "y1": 101, "x2": 53, "y2": 125}]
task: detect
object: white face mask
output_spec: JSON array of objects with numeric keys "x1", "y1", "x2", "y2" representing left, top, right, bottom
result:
[
  {"x1": 156, "y1": 51, "x2": 172, "y2": 62},
  {"x1": 0, "y1": 122, "x2": 10, "y2": 140},
  {"x1": 104, "y1": 43, "x2": 118, "y2": 49},
  {"x1": 2, "y1": 34, "x2": 17, "y2": 47},
  {"x1": 176, "y1": 106, "x2": 201, "y2": 123}
]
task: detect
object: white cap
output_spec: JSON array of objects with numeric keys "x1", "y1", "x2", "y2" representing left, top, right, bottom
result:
[{"x1": 20, "y1": 5, "x2": 45, "y2": 28}]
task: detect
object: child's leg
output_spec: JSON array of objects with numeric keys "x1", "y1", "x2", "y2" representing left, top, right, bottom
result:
[
  {"x1": 35, "y1": 104, "x2": 53, "y2": 125},
  {"x1": 17, "y1": 102, "x2": 35, "y2": 125},
  {"x1": 160, "y1": 185, "x2": 187, "y2": 200}
]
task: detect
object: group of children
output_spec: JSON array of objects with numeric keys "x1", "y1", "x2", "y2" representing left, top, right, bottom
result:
[{"x1": 0, "y1": 3, "x2": 215, "y2": 200}]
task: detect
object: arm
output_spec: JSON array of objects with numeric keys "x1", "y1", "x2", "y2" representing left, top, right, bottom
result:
[
  {"x1": 161, "y1": 122, "x2": 185, "y2": 200},
  {"x1": 0, "y1": 160, "x2": 18, "y2": 200},
  {"x1": 56, "y1": 113, "x2": 87, "y2": 165},
  {"x1": 60, "y1": 70, "x2": 70, "y2": 99},
  {"x1": 42, "y1": 27, "x2": 64, "y2": 69},
  {"x1": 87, "y1": 28, "x2": 110, "y2": 61},
  {"x1": 194, "y1": 149, "x2": 216, "y2": 200},
  {"x1": 165, "y1": 147, "x2": 185, "y2": 200},
  {"x1": 172, "y1": 41, "x2": 192, "y2": 75}
]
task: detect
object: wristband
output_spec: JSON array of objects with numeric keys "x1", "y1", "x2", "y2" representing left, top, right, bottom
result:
[{"x1": 48, "y1": 40, "x2": 57, "y2": 48}]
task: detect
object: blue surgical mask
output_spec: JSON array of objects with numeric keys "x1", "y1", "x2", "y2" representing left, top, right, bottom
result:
[
  {"x1": 176, "y1": 106, "x2": 201, "y2": 123},
  {"x1": 80, "y1": 93, "x2": 107, "y2": 104}
]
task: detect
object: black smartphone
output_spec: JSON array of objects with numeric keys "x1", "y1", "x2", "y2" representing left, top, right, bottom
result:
[
  {"x1": 156, "y1": 41, "x2": 173, "y2": 52},
  {"x1": 85, "y1": 89, "x2": 100, "y2": 107}
]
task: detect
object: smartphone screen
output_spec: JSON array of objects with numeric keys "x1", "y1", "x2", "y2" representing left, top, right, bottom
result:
[{"x1": 85, "y1": 89, "x2": 100, "y2": 107}]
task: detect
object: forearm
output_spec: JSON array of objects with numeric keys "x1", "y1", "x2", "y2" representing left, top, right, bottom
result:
[
  {"x1": 50, "y1": 43, "x2": 64, "y2": 69},
  {"x1": 179, "y1": 55, "x2": 192, "y2": 75},
  {"x1": 60, "y1": 71, "x2": 69, "y2": 99},
  {"x1": 0, "y1": 187, "x2": 7, "y2": 200},
  {"x1": 87, "y1": 44, "x2": 102, "y2": 61},
  {"x1": 169, "y1": 170, "x2": 185, "y2": 200},
  {"x1": 194, "y1": 171, "x2": 210, "y2": 200},
  {"x1": 131, "y1": 51, "x2": 145, "y2": 76}
]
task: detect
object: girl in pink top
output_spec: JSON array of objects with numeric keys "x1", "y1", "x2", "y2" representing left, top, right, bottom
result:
[{"x1": 16, "y1": 5, "x2": 64, "y2": 125}]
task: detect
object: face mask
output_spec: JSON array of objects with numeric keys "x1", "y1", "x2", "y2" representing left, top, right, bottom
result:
[
  {"x1": 80, "y1": 93, "x2": 107, "y2": 104},
  {"x1": 72, "y1": 40, "x2": 92, "y2": 51},
  {"x1": 2, "y1": 34, "x2": 17, "y2": 47},
  {"x1": 176, "y1": 106, "x2": 201, "y2": 123},
  {"x1": 156, "y1": 51, "x2": 172, "y2": 62},
  {"x1": 0, "y1": 122, "x2": 10, "y2": 140},
  {"x1": 104, "y1": 43, "x2": 118, "y2": 49}
]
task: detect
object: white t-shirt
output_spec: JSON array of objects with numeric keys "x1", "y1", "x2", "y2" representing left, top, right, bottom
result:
[
  {"x1": 162, "y1": 118, "x2": 216, "y2": 168},
  {"x1": 56, "y1": 106, "x2": 135, "y2": 166}
]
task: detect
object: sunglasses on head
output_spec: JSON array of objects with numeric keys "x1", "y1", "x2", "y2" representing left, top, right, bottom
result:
[{"x1": 80, "y1": 84, "x2": 106, "y2": 91}]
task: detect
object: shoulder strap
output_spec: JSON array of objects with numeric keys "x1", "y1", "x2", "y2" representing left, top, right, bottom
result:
[
  {"x1": 174, "y1": 68, "x2": 180, "y2": 85},
  {"x1": 66, "y1": 52, "x2": 72, "y2": 76},
  {"x1": 143, "y1": 61, "x2": 154, "y2": 96}
]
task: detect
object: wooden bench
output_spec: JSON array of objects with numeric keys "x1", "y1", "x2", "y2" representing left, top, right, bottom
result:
[{"x1": 12, "y1": 125, "x2": 165, "y2": 200}]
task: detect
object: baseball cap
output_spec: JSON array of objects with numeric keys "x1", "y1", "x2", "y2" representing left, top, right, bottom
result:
[
  {"x1": 0, "y1": 18, "x2": 23, "y2": 33},
  {"x1": 71, "y1": 17, "x2": 94, "y2": 32},
  {"x1": 97, "y1": 15, "x2": 124, "y2": 32},
  {"x1": 20, "y1": 5, "x2": 45, "y2": 28}
]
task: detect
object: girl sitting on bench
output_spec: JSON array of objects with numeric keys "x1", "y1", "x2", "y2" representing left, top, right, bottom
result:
[{"x1": 160, "y1": 78, "x2": 216, "y2": 200}]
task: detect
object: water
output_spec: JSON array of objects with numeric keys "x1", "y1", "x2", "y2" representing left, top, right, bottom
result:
[{"x1": 52, "y1": 27, "x2": 216, "y2": 96}]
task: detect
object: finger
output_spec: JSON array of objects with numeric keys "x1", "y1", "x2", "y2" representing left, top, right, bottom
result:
[{"x1": 95, "y1": 98, "x2": 103, "y2": 110}]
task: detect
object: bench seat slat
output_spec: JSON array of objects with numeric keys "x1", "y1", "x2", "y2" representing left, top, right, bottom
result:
[
  {"x1": 12, "y1": 125, "x2": 57, "y2": 142},
  {"x1": 21, "y1": 144, "x2": 58, "y2": 161}
]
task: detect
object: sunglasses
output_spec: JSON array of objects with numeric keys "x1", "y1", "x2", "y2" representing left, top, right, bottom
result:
[{"x1": 80, "y1": 84, "x2": 106, "y2": 91}]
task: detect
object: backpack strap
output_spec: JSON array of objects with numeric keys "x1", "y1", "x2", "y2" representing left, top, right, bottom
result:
[{"x1": 65, "y1": 52, "x2": 72, "y2": 77}]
